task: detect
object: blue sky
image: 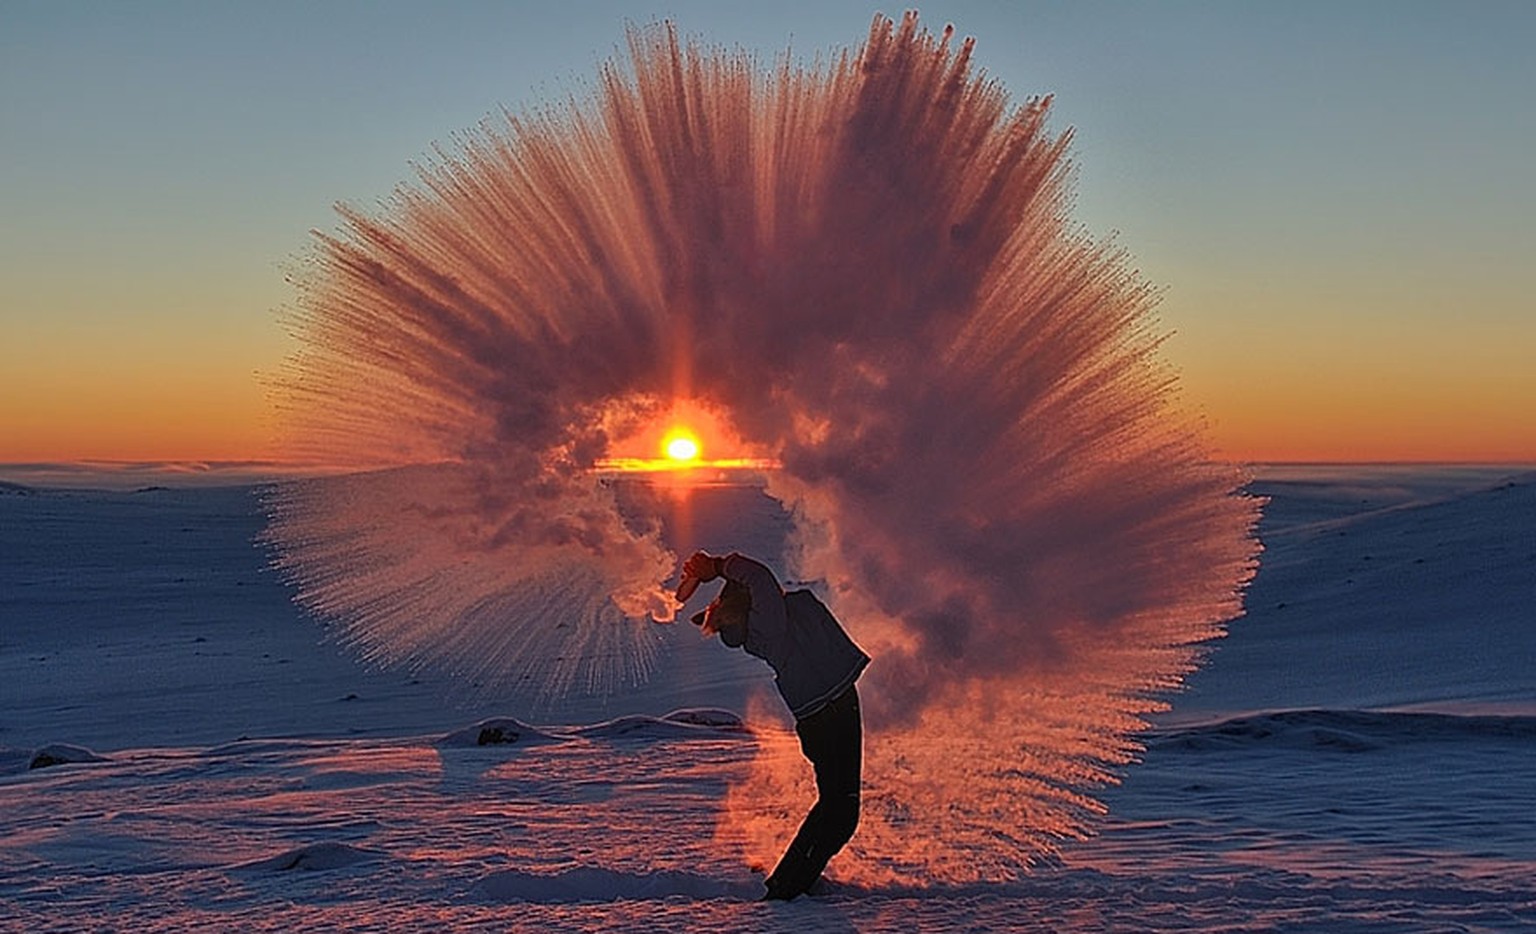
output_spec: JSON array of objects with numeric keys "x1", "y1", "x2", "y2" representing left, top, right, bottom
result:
[{"x1": 3, "y1": 1, "x2": 1533, "y2": 460}]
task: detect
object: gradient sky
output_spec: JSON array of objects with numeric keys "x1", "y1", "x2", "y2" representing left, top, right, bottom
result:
[{"x1": 3, "y1": 0, "x2": 1533, "y2": 464}]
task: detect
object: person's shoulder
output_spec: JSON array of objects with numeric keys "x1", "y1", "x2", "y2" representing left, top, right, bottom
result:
[{"x1": 784, "y1": 588, "x2": 832, "y2": 616}]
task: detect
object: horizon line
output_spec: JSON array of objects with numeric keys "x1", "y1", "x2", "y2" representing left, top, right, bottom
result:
[{"x1": 3, "y1": 458, "x2": 1535, "y2": 493}]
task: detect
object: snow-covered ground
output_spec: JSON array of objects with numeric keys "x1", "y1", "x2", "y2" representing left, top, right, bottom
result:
[{"x1": 2, "y1": 465, "x2": 1533, "y2": 931}]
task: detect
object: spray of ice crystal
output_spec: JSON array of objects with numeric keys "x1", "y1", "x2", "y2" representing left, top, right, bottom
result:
[{"x1": 265, "y1": 13, "x2": 1261, "y2": 882}]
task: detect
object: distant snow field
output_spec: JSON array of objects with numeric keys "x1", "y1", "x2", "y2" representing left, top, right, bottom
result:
[{"x1": 2, "y1": 465, "x2": 1533, "y2": 931}]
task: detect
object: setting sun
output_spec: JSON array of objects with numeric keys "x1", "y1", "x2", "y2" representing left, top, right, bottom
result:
[
  {"x1": 590, "y1": 399, "x2": 779, "y2": 476},
  {"x1": 664, "y1": 431, "x2": 700, "y2": 463}
]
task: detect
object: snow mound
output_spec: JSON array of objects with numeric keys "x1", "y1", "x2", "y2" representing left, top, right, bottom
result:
[
  {"x1": 29, "y1": 743, "x2": 110, "y2": 770},
  {"x1": 469, "y1": 866, "x2": 756, "y2": 903},
  {"x1": 436, "y1": 717, "x2": 562, "y2": 748},
  {"x1": 203, "y1": 738, "x2": 327, "y2": 757},
  {"x1": 436, "y1": 710, "x2": 744, "y2": 748},
  {"x1": 237, "y1": 842, "x2": 382, "y2": 872},
  {"x1": 1151, "y1": 709, "x2": 1536, "y2": 753},
  {"x1": 571, "y1": 712, "x2": 750, "y2": 741},
  {"x1": 661, "y1": 708, "x2": 749, "y2": 732}
]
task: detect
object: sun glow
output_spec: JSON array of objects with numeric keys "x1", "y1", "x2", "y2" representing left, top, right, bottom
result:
[
  {"x1": 591, "y1": 401, "x2": 779, "y2": 475},
  {"x1": 664, "y1": 430, "x2": 700, "y2": 463}
]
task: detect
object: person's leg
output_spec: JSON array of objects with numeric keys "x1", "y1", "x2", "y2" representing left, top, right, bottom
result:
[
  {"x1": 808, "y1": 685, "x2": 861, "y2": 856},
  {"x1": 764, "y1": 686, "x2": 862, "y2": 899}
]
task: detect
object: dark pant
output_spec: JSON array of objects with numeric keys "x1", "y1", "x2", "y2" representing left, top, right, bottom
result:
[{"x1": 765, "y1": 684, "x2": 862, "y2": 899}]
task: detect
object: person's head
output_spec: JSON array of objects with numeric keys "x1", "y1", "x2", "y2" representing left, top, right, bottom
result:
[{"x1": 693, "y1": 579, "x2": 750, "y2": 647}]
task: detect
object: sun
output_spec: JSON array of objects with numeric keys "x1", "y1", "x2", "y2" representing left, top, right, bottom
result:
[
  {"x1": 663, "y1": 430, "x2": 700, "y2": 464},
  {"x1": 589, "y1": 399, "x2": 778, "y2": 475}
]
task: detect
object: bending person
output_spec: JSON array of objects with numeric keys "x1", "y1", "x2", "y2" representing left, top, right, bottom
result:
[{"x1": 679, "y1": 551, "x2": 870, "y2": 901}]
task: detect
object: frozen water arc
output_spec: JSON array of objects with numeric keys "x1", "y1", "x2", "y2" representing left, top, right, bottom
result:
[{"x1": 265, "y1": 13, "x2": 1261, "y2": 882}]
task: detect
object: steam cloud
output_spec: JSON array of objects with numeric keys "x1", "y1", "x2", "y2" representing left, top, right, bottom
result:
[{"x1": 265, "y1": 14, "x2": 1261, "y2": 881}]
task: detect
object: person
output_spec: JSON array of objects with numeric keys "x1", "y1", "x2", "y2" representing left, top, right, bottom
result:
[{"x1": 678, "y1": 550, "x2": 870, "y2": 901}]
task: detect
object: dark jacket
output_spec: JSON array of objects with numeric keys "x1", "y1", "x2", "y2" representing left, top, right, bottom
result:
[{"x1": 719, "y1": 553, "x2": 870, "y2": 720}]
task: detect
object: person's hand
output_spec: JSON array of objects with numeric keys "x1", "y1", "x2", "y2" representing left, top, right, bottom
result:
[
  {"x1": 675, "y1": 551, "x2": 723, "y2": 603},
  {"x1": 682, "y1": 551, "x2": 723, "y2": 583}
]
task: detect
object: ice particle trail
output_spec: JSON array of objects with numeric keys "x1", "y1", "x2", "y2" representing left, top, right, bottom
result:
[{"x1": 265, "y1": 13, "x2": 1261, "y2": 882}]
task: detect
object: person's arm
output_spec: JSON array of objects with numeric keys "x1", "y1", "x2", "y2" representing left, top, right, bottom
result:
[{"x1": 720, "y1": 552, "x2": 789, "y2": 658}]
